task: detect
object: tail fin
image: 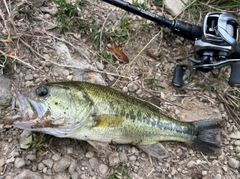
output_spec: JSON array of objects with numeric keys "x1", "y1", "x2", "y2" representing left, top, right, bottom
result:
[{"x1": 191, "y1": 119, "x2": 223, "y2": 154}]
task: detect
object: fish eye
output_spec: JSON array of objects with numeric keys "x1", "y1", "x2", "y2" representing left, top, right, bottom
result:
[{"x1": 36, "y1": 86, "x2": 48, "y2": 97}]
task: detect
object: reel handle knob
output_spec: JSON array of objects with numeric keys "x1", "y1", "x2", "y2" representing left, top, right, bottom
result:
[
  {"x1": 172, "y1": 65, "x2": 184, "y2": 87},
  {"x1": 228, "y1": 62, "x2": 240, "y2": 86}
]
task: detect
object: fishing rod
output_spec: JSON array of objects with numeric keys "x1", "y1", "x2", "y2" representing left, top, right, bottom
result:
[{"x1": 101, "y1": 0, "x2": 240, "y2": 87}]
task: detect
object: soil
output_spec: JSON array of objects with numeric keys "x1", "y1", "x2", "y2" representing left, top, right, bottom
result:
[{"x1": 0, "y1": 0, "x2": 240, "y2": 179}]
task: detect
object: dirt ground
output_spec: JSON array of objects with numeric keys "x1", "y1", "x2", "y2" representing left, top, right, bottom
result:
[{"x1": 0, "y1": 0, "x2": 240, "y2": 178}]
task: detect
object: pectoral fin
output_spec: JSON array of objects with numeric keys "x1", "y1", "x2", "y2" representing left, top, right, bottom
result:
[{"x1": 138, "y1": 143, "x2": 168, "y2": 159}]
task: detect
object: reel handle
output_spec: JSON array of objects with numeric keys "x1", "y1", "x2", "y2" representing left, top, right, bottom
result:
[
  {"x1": 172, "y1": 65, "x2": 184, "y2": 87},
  {"x1": 228, "y1": 62, "x2": 240, "y2": 86}
]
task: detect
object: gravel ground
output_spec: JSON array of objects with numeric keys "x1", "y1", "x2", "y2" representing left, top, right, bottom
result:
[{"x1": 0, "y1": 0, "x2": 240, "y2": 178}]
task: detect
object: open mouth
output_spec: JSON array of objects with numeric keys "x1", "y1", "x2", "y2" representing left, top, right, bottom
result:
[{"x1": 15, "y1": 91, "x2": 35, "y2": 121}]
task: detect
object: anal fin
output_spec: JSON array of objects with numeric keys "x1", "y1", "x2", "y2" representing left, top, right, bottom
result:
[{"x1": 138, "y1": 143, "x2": 168, "y2": 159}]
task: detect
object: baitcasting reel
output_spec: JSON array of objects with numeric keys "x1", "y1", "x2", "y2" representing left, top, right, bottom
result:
[
  {"x1": 172, "y1": 12, "x2": 240, "y2": 87},
  {"x1": 102, "y1": 0, "x2": 240, "y2": 87}
]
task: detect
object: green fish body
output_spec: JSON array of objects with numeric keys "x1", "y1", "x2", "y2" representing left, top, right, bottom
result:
[{"x1": 13, "y1": 82, "x2": 222, "y2": 158}]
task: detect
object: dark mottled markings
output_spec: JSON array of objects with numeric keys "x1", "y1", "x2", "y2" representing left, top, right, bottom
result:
[{"x1": 115, "y1": 105, "x2": 194, "y2": 135}]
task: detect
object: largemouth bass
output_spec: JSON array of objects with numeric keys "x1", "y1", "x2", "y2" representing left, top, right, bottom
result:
[{"x1": 12, "y1": 81, "x2": 222, "y2": 158}]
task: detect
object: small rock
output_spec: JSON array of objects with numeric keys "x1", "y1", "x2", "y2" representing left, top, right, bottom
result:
[
  {"x1": 71, "y1": 172, "x2": 79, "y2": 179},
  {"x1": 67, "y1": 147, "x2": 74, "y2": 155},
  {"x1": 13, "y1": 169, "x2": 42, "y2": 179},
  {"x1": 230, "y1": 131, "x2": 240, "y2": 139},
  {"x1": 127, "y1": 82, "x2": 139, "y2": 92},
  {"x1": 202, "y1": 171, "x2": 207, "y2": 176},
  {"x1": 53, "y1": 157, "x2": 72, "y2": 172},
  {"x1": 215, "y1": 173, "x2": 222, "y2": 179},
  {"x1": 122, "y1": 87, "x2": 128, "y2": 93},
  {"x1": 168, "y1": 95, "x2": 177, "y2": 102},
  {"x1": 42, "y1": 159, "x2": 53, "y2": 168},
  {"x1": 0, "y1": 76, "x2": 11, "y2": 108},
  {"x1": 63, "y1": 69, "x2": 70, "y2": 77},
  {"x1": 96, "y1": 61, "x2": 104, "y2": 70},
  {"x1": 163, "y1": 0, "x2": 189, "y2": 16},
  {"x1": 26, "y1": 154, "x2": 36, "y2": 161},
  {"x1": 228, "y1": 158, "x2": 240, "y2": 169},
  {"x1": 31, "y1": 0, "x2": 46, "y2": 7},
  {"x1": 37, "y1": 162, "x2": 45, "y2": 171},
  {"x1": 32, "y1": 165, "x2": 37, "y2": 172},
  {"x1": 108, "y1": 152, "x2": 120, "y2": 166},
  {"x1": 119, "y1": 152, "x2": 128, "y2": 163},
  {"x1": 68, "y1": 160, "x2": 76, "y2": 174},
  {"x1": 129, "y1": 155, "x2": 136, "y2": 162},
  {"x1": 20, "y1": 130, "x2": 32, "y2": 149},
  {"x1": 99, "y1": 164, "x2": 108, "y2": 175},
  {"x1": 171, "y1": 168, "x2": 177, "y2": 176},
  {"x1": 14, "y1": 158, "x2": 25, "y2": 169},
  {"x1": 186, "y1": 160, "x2": 196, "y2": 168},
  {"x1": 89, "y1": 157, "x2": 99, "y2": 169},
  {"x1": 0, "y1": 158, "x2": 5, "y2": 167},
  {"x1": 222, "y1": 165, "x2": 228, "y2": 172},
  {"x1": 235, "y1": 140, "x2": 240, "y2": 146},
  {"x1": 25, "y1": 74, "x2": 34, "y2": 81},
  {"x1": 49, "y1": 6, "x2": 58, "y2": 15},
  {"x1": 52, "y1": 153, "x2": 61, "y2": 161},
  {"x1": 86, "y1": 151, "x2": 94, "y2": 158}
]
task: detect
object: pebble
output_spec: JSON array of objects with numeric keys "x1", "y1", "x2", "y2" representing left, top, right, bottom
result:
[
  {"x1": 53, "y1": 157, "x2": 72, "y2": 172},
  {"x1": 89, "y1": 157, "x2": 99, "y2": 169},
  {"x1": 19, "y1": 130, "x2": 32, "y2": 149},
  {"x1": 37, "y1": 162, "x2": 45, "y2": 171},
  {"x1": 13, "y1": 169, "x2": 42, "y2": 179},
  {"x1": 32, "y1": 165, "x2": 37, "y2": 172},
  {"x1": 230, "y1": 131, "x2": 240, "y2": 139},
  {"x1": 71, "y1": 172, "x2": 79, "y2": 179},
  {"x1": 131, "y1": 147, "x2": 139, "y2": 154},
  {"x1": 49, "y1": 6, "x2": 58, "y2": 15},
  {"x1": 0, "y1": 158, "x2": 4, "y2": 167},
  {"x1": 98, "y1": 164, "x2": 109, "y2": 175},
  {"x1": 86, "y1": 151, "x2": 95, "y2": 158},
  {"x1": 122, "y1": 86, "x2": 128, "y2": 93},
  {"x1": 228, "y1": 157, "x2": 240, "y2": 169},
  {"x1": 171, "y1": 168, "x2": 177, "y2": 176},
  {"x1": 108, "y1": 152, "x2": 120, "y2": 166},
  {"x1": 42, "y1": 159, "x2": 53, "y2": 168},
  {"x1": 68, "y1": 160, "x2": 76, "y2": 174},
  {"x1": 0, "y1": 76, "x2": 12, "y2": 108},
  {"x1": 26, "y1": 154, "x2": 36, "y2": 161},
  {"x1": 129, "y1": 155, "x2": 136, "y2": 162},
  {"x1": 215, "y1": 173, "x2": 222, "y2": 179},
  {"x1": 127, "y1": 82, "x2": 139, "y2": 92},
  {"x1": 52, "y1": 153, "x2": 61, "y2": 161},
  {"x1": 186, "y1": 160, "x2": 196, "y2": 168},
  {"x1": 222, "y1": 165, "x2": 228, "y2": 172},
  {"x1": 202, "y1": 171, "x2": 207, "y2": 176},
  {"x1": 119, "y1": 152, "x2": 128, "y2": 163},
  {"x1": 234, "y1": 140, "x2": 240, "y2": 146},
  {"x1": 24, "y1": 74, "x2": 34, "y2": 80},
  {"x1": 96, "y1": 61, "x2": 104, "y2": 70},
  {"x1": 14, "y1": 158, "x2": 25, "y2": 169}
]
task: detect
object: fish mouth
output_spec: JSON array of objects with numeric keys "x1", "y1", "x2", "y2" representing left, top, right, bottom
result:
[{"x1": 13, "y1": 90, "x2": 48, "y2": 128}]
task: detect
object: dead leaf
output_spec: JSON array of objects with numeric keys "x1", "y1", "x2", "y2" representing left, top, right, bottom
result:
[
  {"x1": 7, "y1": 49, "x2": 15, "y2": 56},
  {"x1": 5, "y1": 35, "x2": 12, "y2": 43},
  {"x1": 146, "y1": 50, "x2": 158, "y2": 60},
  {"x1": 107, "y1": 44, "x2": 129, "y2": 63}
]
